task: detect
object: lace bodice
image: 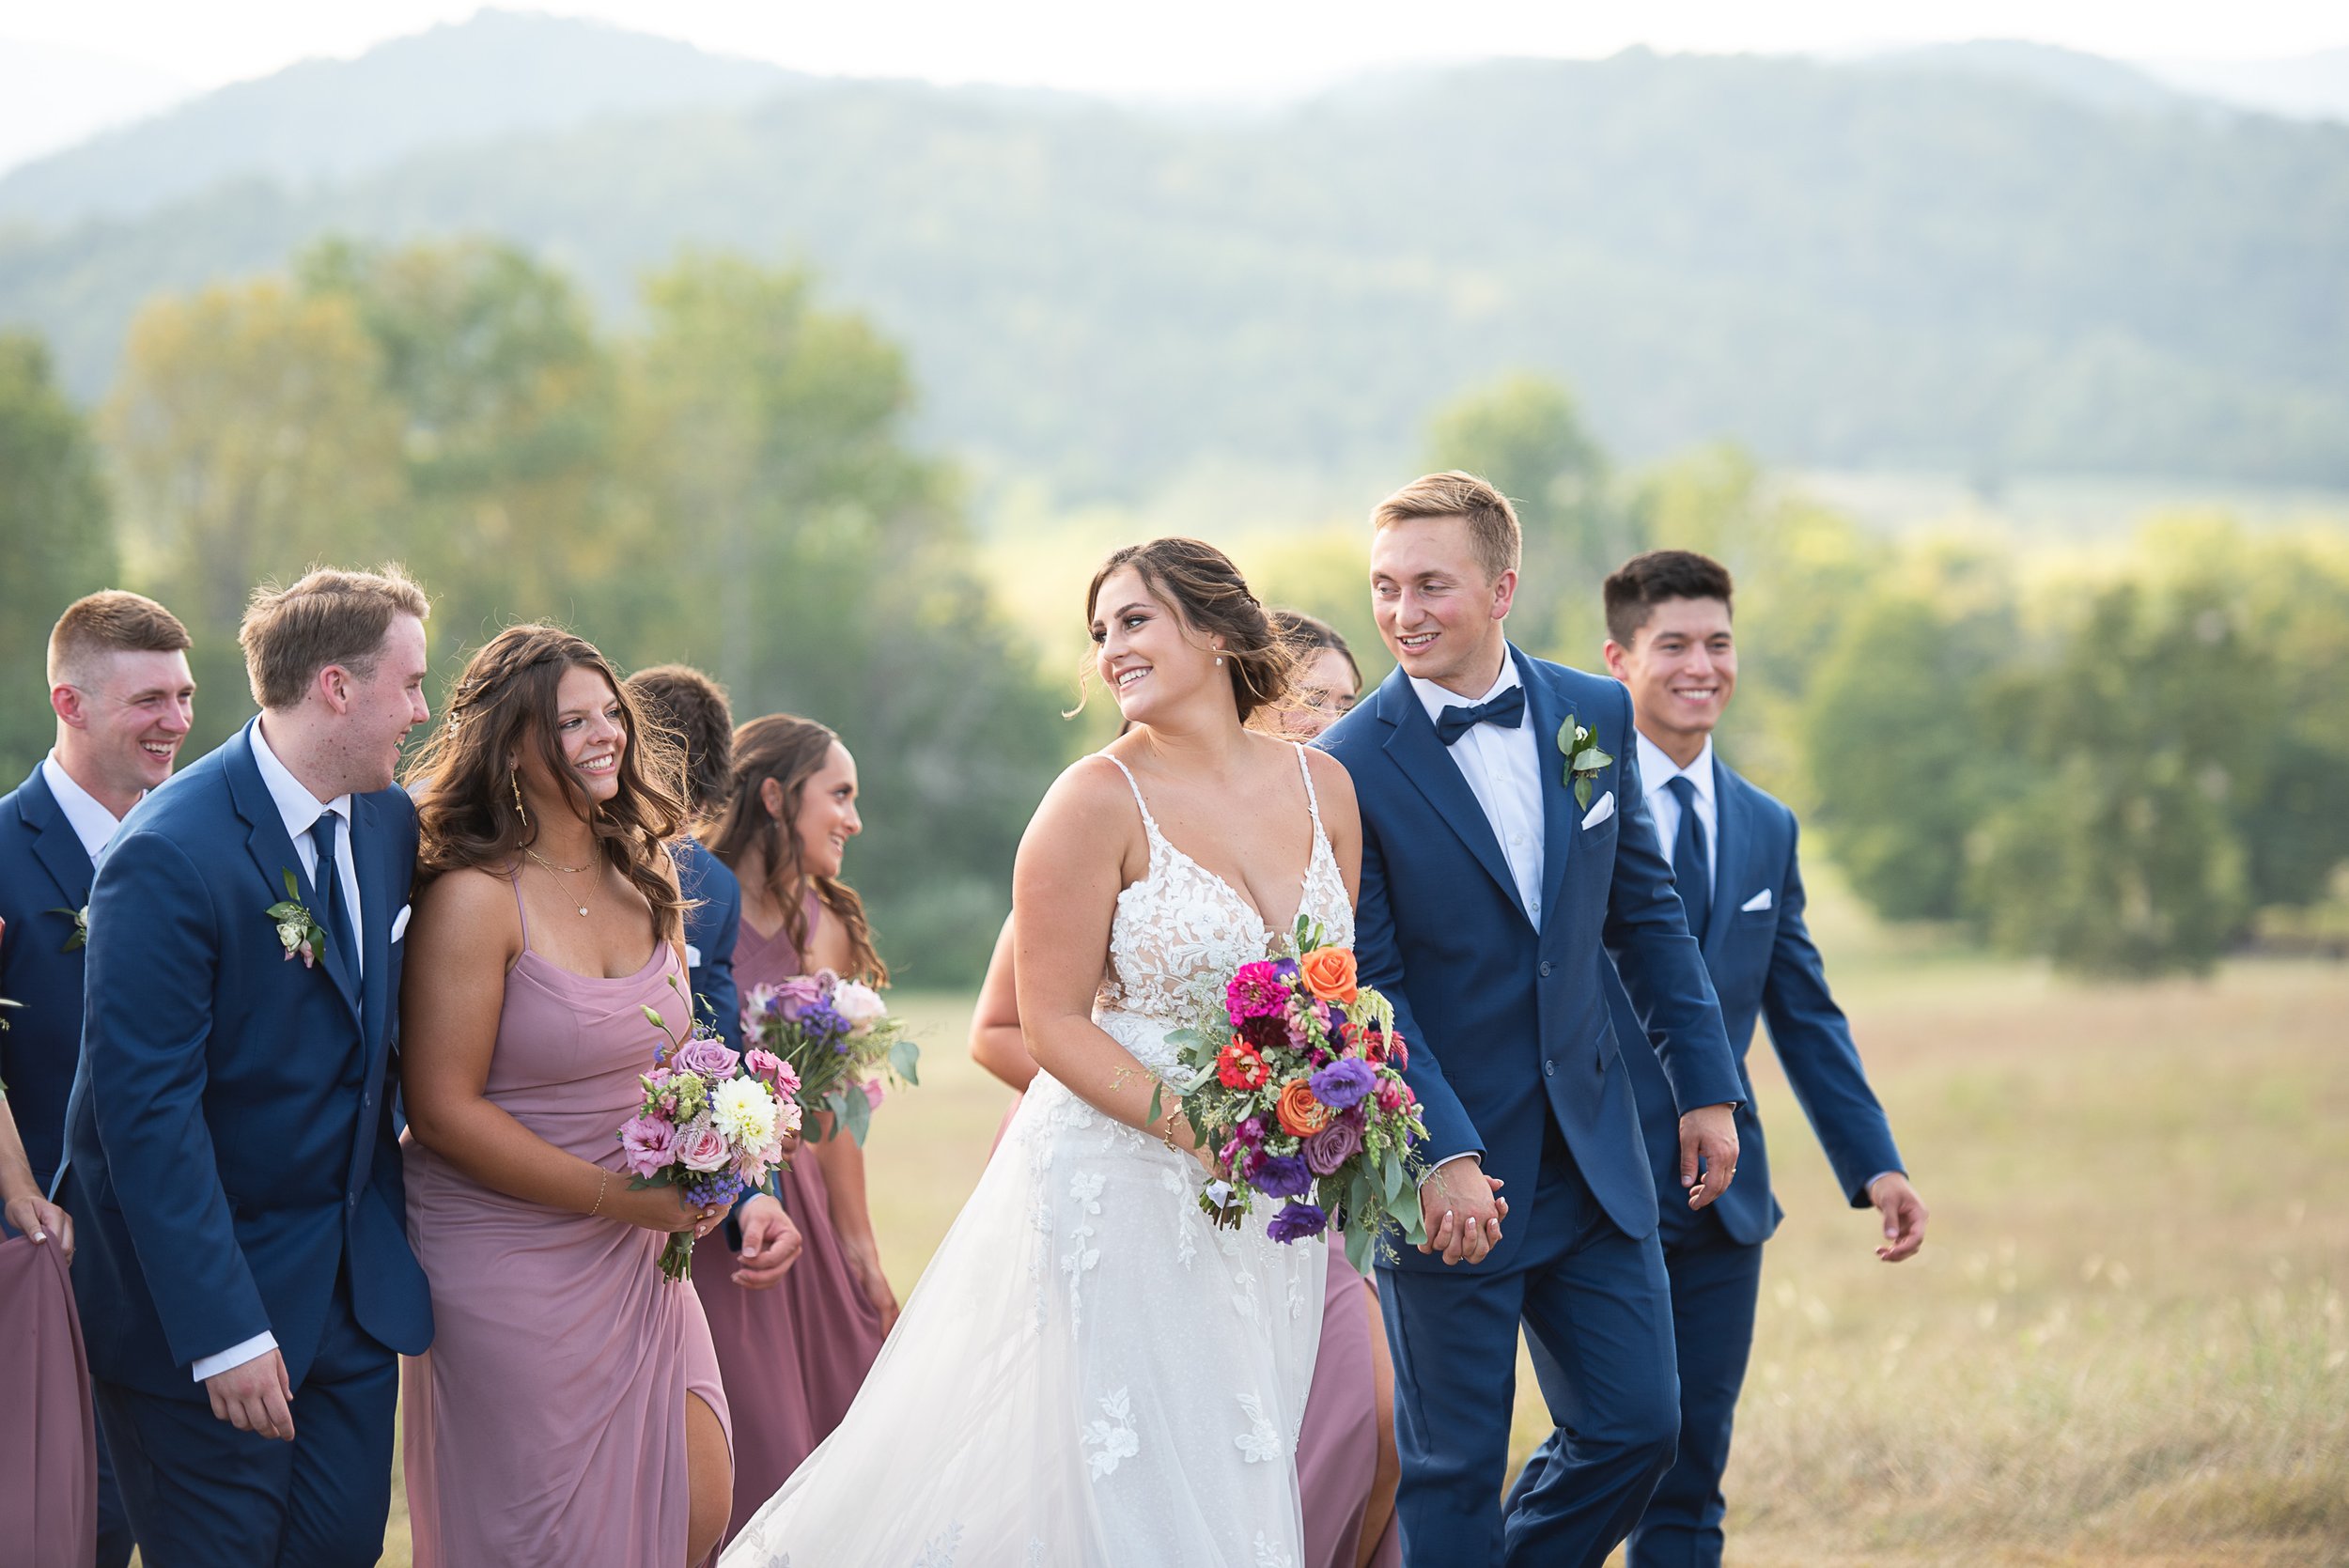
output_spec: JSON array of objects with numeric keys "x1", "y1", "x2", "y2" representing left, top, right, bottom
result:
[{"x1": 1096, "y1": 745, "x2": 1352, "y2": 1061}]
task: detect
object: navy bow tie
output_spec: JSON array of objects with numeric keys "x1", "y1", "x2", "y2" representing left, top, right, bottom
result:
[{"x1": 1434, "y1": 684, "x2": 1526, "y2": 746}]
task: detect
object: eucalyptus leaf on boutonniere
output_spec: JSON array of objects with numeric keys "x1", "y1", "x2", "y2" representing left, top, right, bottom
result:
[
  {"x1": 266, "y1": 869, "x2": 332, "y2": 970},
  {"x1": 51, "y1": 904, "x2": 88, "y2": 953},
  {"x1": 1557, "y1": 714, "x2": 1614, "y2": 810}
]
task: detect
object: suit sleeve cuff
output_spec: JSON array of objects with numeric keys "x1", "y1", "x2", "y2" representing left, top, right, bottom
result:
[{"x1": 193, "y1": 1330, "x2": 277, "y2": 1382}]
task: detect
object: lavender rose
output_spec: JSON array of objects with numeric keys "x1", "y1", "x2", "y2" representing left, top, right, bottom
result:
[
  {"x1": 1309, "y1": 1057, "x2": 1376, "y2": 1111},
  {"x1": 1302, "y1": 1116, "x2": 1364, "y2": 1177},
  {"x1": 673, "y1": 1037, "x2": 741, "y2": 1080},
  {"x1": 1267, "y1": 1201, "x2": 1329, "y2": 1244},
  {"x1": 1252, "y1": 1153, "x2": 1314, "y2": 1200}
]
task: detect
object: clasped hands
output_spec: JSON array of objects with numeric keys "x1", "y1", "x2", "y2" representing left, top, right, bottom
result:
[{"x1": 1415, "y1": 1103, "x2": 1741, "y2": 1266}]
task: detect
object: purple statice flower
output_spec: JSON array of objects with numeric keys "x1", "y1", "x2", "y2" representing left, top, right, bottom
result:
[
  {"x1": 797, "y1": 998, "x2": 850, "y2": 1046},
  {"x1": 1267, "y1": 1201, "x2": 1329, "y2": 1243},
  {"x1": 1309, "y1": 1057, "x2": 1376, "y2": 1111},
  {"x1": 1302, "y1": 1117, "x2": 1364, "y2": 1177},
  {"x1": 1252, "y1": 1153, "x2": 1313, "y2": 1200}
]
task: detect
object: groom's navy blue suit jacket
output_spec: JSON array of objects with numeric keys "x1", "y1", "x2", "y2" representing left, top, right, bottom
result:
[
  {"x1": 1320, "y1": 648, "x2": 1743, "y2": 1269},
  {"x1": 1611, "y1": 754, "x2": 1903, "y2": 1247},
  {"x1": 0, "y1": 762, "x2": 98, "y2": 1193},
  {"x1": 54, "y1": 720, "x2": 433, "y2": 1397}
]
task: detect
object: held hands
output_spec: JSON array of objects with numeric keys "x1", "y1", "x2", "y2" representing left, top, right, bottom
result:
[
  {"x1": 1868, "y1": 1172, "x2": 1930, "y2": 1262},
  {"x1": 732, "y1": 1194, "x2": 803, "y2": 1290},
  {"x1": 206, "y1": 1348, "x2": 296, "y2": 1442},
  {"x1": 1679, "y1": 1103, "x2": 1739, "y2": 1210},
  {"x1": 2, "y1": 1195, "x2": 72, "y2": 1263},
  {"x1": 1415, "y1": 1157, "x2": 1510, "y2": 1266}
]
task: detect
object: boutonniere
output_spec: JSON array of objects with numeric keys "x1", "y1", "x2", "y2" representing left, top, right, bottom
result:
[
  {"x1": 50, "y1": 904, "x2": 89, "y2": 953},
  {"x1": 1558, "y1": 714, "x2": 1615, "y2": 810},
  {"x1": 266, "y1": 869, "x2": 332, "y2": 969}
]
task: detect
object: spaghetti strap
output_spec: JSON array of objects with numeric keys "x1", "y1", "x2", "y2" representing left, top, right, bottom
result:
[
  {"x1": 508, "y1": 868, "x2": 533, "y2": 952},
  {"x1": 1292, "y1": 743, "x2": 1325, "y2": 833},
  {"x1": 1100, "y1": 753, "x2": 1163, "y2": 842}
]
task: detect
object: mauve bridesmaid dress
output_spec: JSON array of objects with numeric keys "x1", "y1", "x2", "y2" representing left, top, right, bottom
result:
[
  {"x1": 401, "y1": 881, "x2": 731, "y2": 1567},
  {"x1": 691, "y1": 903, "x2": 887, "y2": 1544}
]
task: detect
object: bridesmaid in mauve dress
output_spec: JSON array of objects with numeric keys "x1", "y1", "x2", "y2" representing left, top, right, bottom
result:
[
  {"x1": 692, "y1": 714, "x2": 897, "y2": 1540},
  {"x1": 397, "y1": 628, "x2": 735, "y2": 1567},
  {"x1": 958, "y1": 612, "x2": 1405, "y2": 1568}
]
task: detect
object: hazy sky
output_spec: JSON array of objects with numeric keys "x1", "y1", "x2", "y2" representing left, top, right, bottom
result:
[{"x1": 9, "y1": 0, "x2": 2348, "y2": 101}]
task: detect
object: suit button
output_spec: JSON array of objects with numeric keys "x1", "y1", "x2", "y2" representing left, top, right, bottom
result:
[
  {"x1": 1544, "y1": 1060, "x2": 1555, "y2": 1077},
  {"x1": 347, "y1": 1194, "x2": 359, "y2": 1210},
  {"x1": 1539, "y1": 961, "x2": 1552, "y2": 978}
]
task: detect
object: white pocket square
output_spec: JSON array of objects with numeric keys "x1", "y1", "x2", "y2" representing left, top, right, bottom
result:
[
  {"x1": 684, "y1": 942, "x2": 704, "y2": 968},
  {"x1": 1580, "y1": 791, "x2": 1615, "y2": 830},
  {"x1": 390, "y1": 904, "x2": 412, "y2": 942},
  {"x1": 1740, "y1": 889, "x2": 1773, "y2": 913}
]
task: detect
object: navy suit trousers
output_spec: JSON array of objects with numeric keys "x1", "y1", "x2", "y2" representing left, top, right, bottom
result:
[
  {"x1": 1380, "y1": 1123, "x2": 1681, "y2": 1568},
  {"x1": 93, "y1": 1270, "x2": 396, "y2": 1568}
]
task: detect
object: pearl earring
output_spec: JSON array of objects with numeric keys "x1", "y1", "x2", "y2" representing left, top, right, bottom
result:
[{"x1": 1215, "y1": 656, "x2": 1224, "y2": 666}]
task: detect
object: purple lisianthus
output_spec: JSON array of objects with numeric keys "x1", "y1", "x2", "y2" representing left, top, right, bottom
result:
[
  {"x1": 1253, "y1": 1153, "x2": 1314, "y2": 1200},
  {"x1": 673, "y1": 1037, "x2": 740, "y2": 1080},
  {"x1": 1267, "y1": 1201, "x2": 1329, "y2": 1244},
  {"x1": 1302, "y1": 1116, "x2": 1364, "y2": 1176},
  {"x1": 1309, "y1": 1057, "x2": 1376, "y2": 1111},
  {"x1": 1271, "y1": 956, "x2": 1300, "y2": 983}
]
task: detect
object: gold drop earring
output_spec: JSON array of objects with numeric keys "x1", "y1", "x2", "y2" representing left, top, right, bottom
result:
[{"x1": 511, "y1": 770, "x2": 529, "y2": 826}]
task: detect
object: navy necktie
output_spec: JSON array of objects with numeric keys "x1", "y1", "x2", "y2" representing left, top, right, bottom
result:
[
  {"x1": 310, "y1": 811, "x2": 359, "y2": 980},
  {"x1": 1433, "y1": 684, "x2": 1526, "y2": 747},
  {"x1": 1666, "y1": 774, "x2": 1711, "y2": 941}
]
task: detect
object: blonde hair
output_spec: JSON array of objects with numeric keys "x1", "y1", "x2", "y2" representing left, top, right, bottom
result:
[
  {"x1": 238, "y1": 566, "x2": 429, "y2": 711},
  {"x1": 47, "y1": 590, "x2": 191, "y2": 689},
  {"x1": 1371, "y1": 471, "x2": 1521, "y2": 583}
]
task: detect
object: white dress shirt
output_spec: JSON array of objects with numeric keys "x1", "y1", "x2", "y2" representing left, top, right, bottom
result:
[
  {"x1": 1410, "y1": 660, "x2": 1547, "y2": 926},
  {"x1": 1635, "y1": 731, "x2": 1717, "y2": 896},
  {"x1": 193, "y1": 723, "x2": 363, "y2": 1384},
  {"x1": 39, "y1": 752, "x2": 126, "y2": 862}
]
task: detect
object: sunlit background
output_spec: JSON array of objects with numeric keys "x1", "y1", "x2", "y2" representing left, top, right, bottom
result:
[{"x1": 3, "y1": 6, "x2": 2343, "y2": 1562}]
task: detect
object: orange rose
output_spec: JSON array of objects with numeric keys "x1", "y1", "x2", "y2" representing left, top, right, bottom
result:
[
  {"x1": 1276, "y1": 1078, "x2": 1332, "y2": 1137},
  {"x1": 1299, "y1": 945, "x2": 1358, "y2": 1004}
]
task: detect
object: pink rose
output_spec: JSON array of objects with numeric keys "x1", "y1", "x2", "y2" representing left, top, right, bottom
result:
[
  {"x1": 858, "y1": 1078, "x2": 886, "y2": 1110},
  {"x1": 673, "y1": 1037, "x2": 740, "y2": 1080},
  {"x1": 619, "y1": 1114, "x2": 677, "y2": 1177},
  {"x1": 768, "y1": 974, "x2": 830, "y2": 1023},
  {"x1": 745, "y1": 1048, "x2": 799, "y2": 1096},
  {"x1": 832, "y1": 980, "x2": 887, "y2": 1030},
  {"x1": 677, "y1": 1118, "x2": 730, "y2": 1173}
]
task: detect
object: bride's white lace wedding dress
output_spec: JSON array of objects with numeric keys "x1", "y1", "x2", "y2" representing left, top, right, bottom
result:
[{"x1": 721, "y1": 746, "x2": 1348, "y2": 1568}]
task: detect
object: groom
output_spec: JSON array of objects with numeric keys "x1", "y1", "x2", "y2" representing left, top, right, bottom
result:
[
  {"x1": 1319, "y1": 474, "x2": 1746, "y2": 1568},
  {"x1": 54, "y1": 567, "x2": 437, "y2": 1566}
]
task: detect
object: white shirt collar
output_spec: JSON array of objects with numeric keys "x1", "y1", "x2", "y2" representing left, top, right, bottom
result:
[
  {"x1": 248, "y1": 721, "x2": 350, "y2": 844},
  {"x1": 1635, "y1": 729, "x2": 1715, "y2": 805},
  {"x1": 1408, "y1": 651, "x2": 1522, "y2": 727},
  {"x1": 39, "y1": 751, "x2": 126, "y2": 862}
]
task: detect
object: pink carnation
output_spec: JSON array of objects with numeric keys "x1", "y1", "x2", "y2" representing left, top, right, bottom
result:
[
  {"x1": 619, "y1": 1114, "x2": 677, "y2": 1177},
  {"x1": 745, "y1": 1048, "x2": 799, "y2": 1096}
]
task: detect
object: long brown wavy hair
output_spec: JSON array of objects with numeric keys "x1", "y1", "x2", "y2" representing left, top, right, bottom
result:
[
  {"x1": 703, "y1": 713, "x2": 887, "y2": 984},
  {"x1": 1080, "y1": 537, "x2": 1296, "y2": 723},
  {"x1": 408, "y1": 625, "x2": 690, "y2": 941}
]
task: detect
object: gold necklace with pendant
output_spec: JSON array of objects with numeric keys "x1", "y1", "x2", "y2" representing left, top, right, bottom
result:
[{"x1": 522, "y1": 845, "x2": 596, "y2": 917}]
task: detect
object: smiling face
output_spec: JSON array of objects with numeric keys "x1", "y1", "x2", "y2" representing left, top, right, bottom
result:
[
  {"x1": 783, "y1": 740, "x2": 863, "y2": 879},
  {"x1": 1278, "y1": 646, "x2": 1361, "y2": 740},
  {"x1": 328, "y1": 613, "x2": 431, "y2": 795},
  {"x1": 54, "y1": 646, "x2": 196, "y2": 804},
  {"x1": 1604, "y1": 595, "x2": 1736, "y2": 760},
  {"x1": 1370, "y1": 515, "x2": 1515, "y2": 697},
  {"x1": 552, "y1": 663, "x2": 628, "y2": 805},
  {"x1": 1090, "y1": 565, "x2": 1225, "y2": 726}
]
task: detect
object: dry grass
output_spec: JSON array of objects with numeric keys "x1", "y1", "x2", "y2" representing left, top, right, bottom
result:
[{"x1": 179, "y1": 942, "x2": 2347, "y2": 1566}]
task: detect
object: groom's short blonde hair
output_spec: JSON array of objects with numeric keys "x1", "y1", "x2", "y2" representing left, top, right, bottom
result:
[{"x1": 1371, "y1": 472, "x2": 1521, "y2": 584}]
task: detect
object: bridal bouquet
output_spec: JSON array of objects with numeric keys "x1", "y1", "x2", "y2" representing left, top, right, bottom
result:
[
  {"x1": 741, "y1": 970, "x2": 920, "y2": 1146},
  {"x1": 1162, "y1": 919, "x2": 1430, "y2": 1272},
  {"x1": 620, "y1": 977, "x2": 804, "y2": 1281}
]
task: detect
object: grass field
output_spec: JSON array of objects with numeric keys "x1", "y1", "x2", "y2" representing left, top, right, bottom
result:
[{"x1": 330, "y1": 894, "x2": 2347, "y2": 1565}]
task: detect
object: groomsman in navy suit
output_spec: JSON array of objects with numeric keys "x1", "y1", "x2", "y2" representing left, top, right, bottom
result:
[
  {"x1": 1511, "y1": 549, "x2": 1931, "y2": 1565},
  {"x1": 0, "y1": 589, "x2": 194, "y2": 1568},
  {"x1": 1320, "y1": 474, "x2": 1747, "y2": 1568},
  {"x1": 54, "y1": 567, "x2": 438, "y2": 1567}
]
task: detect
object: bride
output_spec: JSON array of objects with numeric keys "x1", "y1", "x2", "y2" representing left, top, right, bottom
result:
[{"x1": 722, "y1": 538, "x2": 1363, "y2": 1566}]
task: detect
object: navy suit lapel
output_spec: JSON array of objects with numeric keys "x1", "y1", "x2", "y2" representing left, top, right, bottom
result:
[
  {"x1": 1518, "y1": 650, "x2": 1579, "y2": 929},
  {"x1": 225, "y1": 722, "x2": 363, "y2": 1024},
  {"x1": 18, "y1": 768, "x2": 96, "y2": 909},
  {"x1": 1373, "y1": 667, "x2": 1528, "y2": 924},
  {"x1": 354, "y1": 793, "x2": 391, "y2": 1060},
  {"x1": 1700, "y1": 754, "x2": 1749, "y2": 965}
]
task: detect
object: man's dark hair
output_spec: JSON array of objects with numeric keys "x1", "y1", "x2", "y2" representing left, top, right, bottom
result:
[
  {"x1": 1603, "y1": 550, "x2": 1735, "y2": 648},
  {"x1": 623, "y1": 664, "x2": 735, "y2": 816}
]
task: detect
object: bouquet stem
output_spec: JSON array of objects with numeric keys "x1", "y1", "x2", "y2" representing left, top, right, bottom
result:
[{"x1": 659, "y1": 1231, "x2": 696, "y2": 1282}]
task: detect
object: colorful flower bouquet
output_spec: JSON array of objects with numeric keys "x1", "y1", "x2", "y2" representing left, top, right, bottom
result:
[
  {"x1": 621, "y1": 977, "x2": 804, "y2": 1281},
  {"x1": 741, "y1": 970, "x2": 920, "y2": 1146},
  {"x1": 1161, "y1": 917, "x2": 1430, "y2": 1273}
]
